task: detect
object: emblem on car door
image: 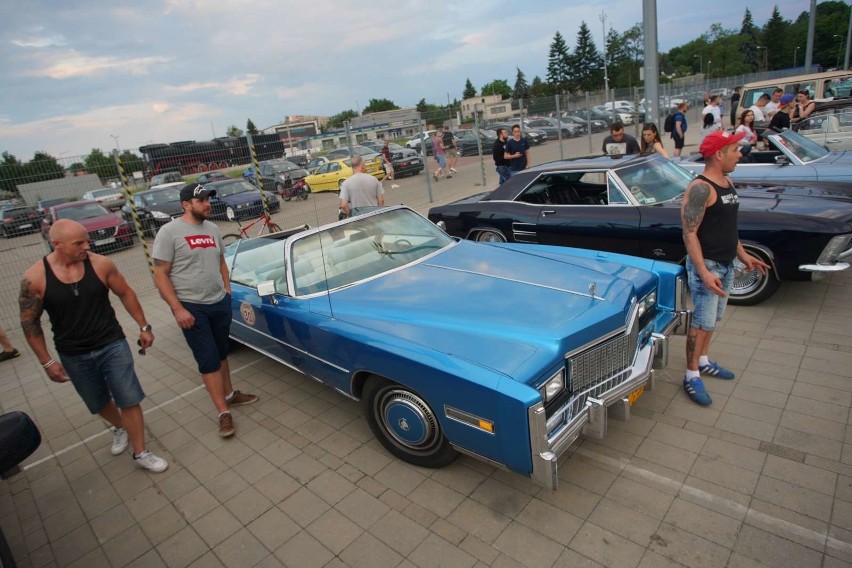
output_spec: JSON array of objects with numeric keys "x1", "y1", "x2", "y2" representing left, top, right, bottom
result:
[{"x1": 652, "y1": 249, "x2": 666, "y2": 257}]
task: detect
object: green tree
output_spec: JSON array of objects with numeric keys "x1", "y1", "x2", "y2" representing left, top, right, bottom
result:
[
  {"x1": 480, "y1": 79, "x2": 511, "y2": 98},
  {"x1": 571, "y1": 21, "x2": 604, "y2": 92},
  {"x1": 761, "y1": 7, "x2": 790, "y2": 71},
  {"x1": 529, "y1": 75, "x2": 554, "y2": 98},
  {"x1": 363, "y1": 98, "x2": 399, "y2": 113},
  {"x1": 463, "y1": 78, "x2": 476, "y2": 99},
  {"x1": 83, "y1": 149, "x2": 118, "y2": 183},
  {"x1": 739, "y1": 8, "x2": 761, "y2": 71},
  {"x1": 226, "y1": 125, "x2": 243, "y2": 137},
  {"x1": 328, "y1": 109, "x2": 358, "y2": 128},
  {"x1": 117, "y1": 150, "x2": 145, "y2": 177},
  {"x1": 513, "y1": 67, "x2": 529, "y2": 100},
  {"x1": 69, "y1": 162, "x2": 85, "y2": 176},
  {"x1": 246, "y1": 119, "x2": 259, "y2": 135},
  {"x1": 546, "y1": 31, "x2": 572, "y2": 92}
]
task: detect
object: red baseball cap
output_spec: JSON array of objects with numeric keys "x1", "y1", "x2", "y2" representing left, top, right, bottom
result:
[{"x1": 699, "y1": 130, "x2": 746, "y2": 158}]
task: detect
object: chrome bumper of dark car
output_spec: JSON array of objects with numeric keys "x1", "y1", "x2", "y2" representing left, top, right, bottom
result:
[
  {"x1": 799, "y1": 261, "x2": 850, "y2": 273},
  {"x1": 527, "y1": 309, "x2": 690, "y2": 491}
]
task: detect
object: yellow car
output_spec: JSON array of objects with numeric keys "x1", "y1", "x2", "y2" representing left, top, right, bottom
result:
[{"x1": 301, "y1": 158, "x2": 384, "y2": 193}]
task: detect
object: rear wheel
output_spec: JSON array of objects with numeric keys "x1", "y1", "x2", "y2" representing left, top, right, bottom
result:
[
  {"x1": 222, "y1": 233, "x2": 241, "y2": 246},
  {"x1": 277, "y1": 183, "x2": 291, "y2": 201},
  {"x1": 473, "y1": 229, "x2": 507, "y2": 243},
  {"x1": 363, "y1": 376, "x2": 457, "y2": 468},
  {"x1": 728, "y1": 249, "x2": 780, "y2": 305}
]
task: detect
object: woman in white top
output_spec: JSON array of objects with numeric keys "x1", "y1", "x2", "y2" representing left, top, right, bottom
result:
[
  {"x1": 734, "y1": 109, "x2": 758, "y2": 147},
  {"x1": 698, "y1": 112, "x2": 721, "y2": 144}
]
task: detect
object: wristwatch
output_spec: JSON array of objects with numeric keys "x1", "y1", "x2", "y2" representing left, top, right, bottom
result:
[{"x1": 140, "y1": 324, "x2": 153, "y2": 332}]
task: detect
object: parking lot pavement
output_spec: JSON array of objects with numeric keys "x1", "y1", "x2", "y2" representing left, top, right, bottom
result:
[{"x1": 2, "y1": 133, "x2": 851, "y2": 568}]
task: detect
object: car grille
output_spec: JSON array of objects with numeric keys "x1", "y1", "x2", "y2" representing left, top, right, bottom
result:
[
  {"x1": 89, "y1": 228, "x2": 116, "y2": 241},
  {"x1": 568, "y1": 330, "x2": 636, "y2": 394}
]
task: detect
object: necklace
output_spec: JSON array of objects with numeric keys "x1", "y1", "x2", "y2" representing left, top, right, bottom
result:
[{"x1": 70, "y1": 281, "x2": 79, "y2": 297}]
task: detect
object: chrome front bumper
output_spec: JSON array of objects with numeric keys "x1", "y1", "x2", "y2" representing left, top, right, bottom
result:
[{"x1": 527, "y1": 309, "x2": 689, "y2": 491}]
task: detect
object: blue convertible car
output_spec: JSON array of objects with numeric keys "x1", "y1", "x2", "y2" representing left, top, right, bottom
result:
[{"x1": 225, "y1": 206, "x2": 690, "y2": 490}]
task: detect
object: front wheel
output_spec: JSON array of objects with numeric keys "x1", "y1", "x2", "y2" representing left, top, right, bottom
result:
[
  {"x1": 473, "y1": 229, "x2": 507, "y2": 243},
  {"x1": 363, "y1": 376, "x2": 457, "y2": 468},
  {"x1": 728, "y1": 250, "x2": 780, "y2": 306},
  {"x1": 222, "y1": 233, "x2": 241, "y2": 246},
  {"x1": 277, "y1": 183, "x2": 292, "y2": 201}
]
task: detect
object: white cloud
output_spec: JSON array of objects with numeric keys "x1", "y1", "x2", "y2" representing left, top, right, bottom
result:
[
  {"x1": 168, "y1": 74, "x2": 261, "y2": 96},
  {"x1": 25, "y1": 50, "x2": 172, "y2": 79}
]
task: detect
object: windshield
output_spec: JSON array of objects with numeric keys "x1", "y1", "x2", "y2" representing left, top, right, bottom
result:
[
  {"x1": 615, "y1": 157, "x2": 694, "y2": 205},
  {"x1": 271, "y1": 162, "x2": 298, "y2": 173},
  {"x1": 215, "y1": 180, "x2": 255, "y2": 197},
  {"x1": 772, "y1": 130, "x2": 830, "y2": 162},
  {"x1": 289, "y1": 208, "x2": 452, "y2": 296},
  {"x1": 141, "y1": 188, "x2": 181, "y2": 206},
  {"x1": 57, "y1": 203, "x2": 111, "y2": 220}
]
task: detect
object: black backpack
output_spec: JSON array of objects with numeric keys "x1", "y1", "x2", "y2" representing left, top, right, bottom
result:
[{"x1": 663, "y1": 111, "x2": 676, "y2": 133}]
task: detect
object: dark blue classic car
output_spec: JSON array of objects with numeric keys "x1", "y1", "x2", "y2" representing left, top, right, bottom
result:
[
  {"x1": 205, "y1": 178, "x2": 280, "y2": 221},
  {"x1": 428, "y1": 154, "x2": 852, "y2": 305},
  {"x1": 225, "y1": 206, "x2": 690, "y2": 489}
]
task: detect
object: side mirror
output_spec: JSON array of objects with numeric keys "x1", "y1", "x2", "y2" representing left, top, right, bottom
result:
[{"x1": 774, "y1": 155, "x2": 790, "y2": 166}]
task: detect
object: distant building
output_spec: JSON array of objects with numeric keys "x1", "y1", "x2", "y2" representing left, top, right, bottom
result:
[
  {"x1": 17, "y1": 174, "x2": 104, "y2": 205},
  {"x1": 461, "y1": 94, "x2": 514, "y2": 122}
]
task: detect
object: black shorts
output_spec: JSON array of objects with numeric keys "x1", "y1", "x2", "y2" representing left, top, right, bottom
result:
[
  {"x1": 180, "y1": 294, "x2": 232, "y2": 374},
  {"x1": 672, "y1": 134, "x2": 685, "y2": 150}
]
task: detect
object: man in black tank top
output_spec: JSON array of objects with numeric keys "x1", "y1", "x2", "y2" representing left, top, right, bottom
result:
[
  {"x1": 19, "y1": 220, "x2": 168, "y2": 472},
  {"x1": 680, "y1": 131, "x2": 770, "y2": 406}
]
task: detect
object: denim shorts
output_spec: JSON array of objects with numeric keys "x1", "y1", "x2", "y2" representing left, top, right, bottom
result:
[
  {"x1": 435, "y1": 155, "x2": 447, "y2": 168},
  {"x1": 686, "y1": 257, "x2": 734, "y2": 331},
  {"x1": 59, "y1": 338, "x2": 145, "y2": 414},
  {"x1": 181, "y1": 294, "x2": 232, "y2": 374}
]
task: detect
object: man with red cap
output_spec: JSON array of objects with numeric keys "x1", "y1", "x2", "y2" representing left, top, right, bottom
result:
[{"x1": 680, "y1": 131, "x2": 770, "y2": 406}]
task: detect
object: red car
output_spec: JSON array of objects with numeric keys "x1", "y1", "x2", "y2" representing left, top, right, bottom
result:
[{"x1": 42, "y1": 200, "x2": 134, "y2": 253}]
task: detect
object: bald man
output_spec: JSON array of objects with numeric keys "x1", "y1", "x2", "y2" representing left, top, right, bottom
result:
[{"x1": 19, "y1": 220, "x2": 168, "y2": 472}]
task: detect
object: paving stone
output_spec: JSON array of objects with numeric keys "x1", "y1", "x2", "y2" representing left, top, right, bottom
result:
[
  {"x1": 689, "y1": 454, "x2": 761, "y2": 495},
  {"x1": 587, "y1": 497, "x2": 661, "y2": 547},
  {"x1": 492, "y1": 521, "x2": 564, "y2": 567},
  {"x1": 335, "y1": 487, "x2": 390, "y2": 529},
  {"x1": 369, "y1": 509, "x2": 430, "y2": 556},
  {"x1": 138, "y1": 505, "x2": 188, "y2": 546},
  {"x1": 102, "y1": 524, "x2": 153, "y2": 568},
  {"x1": 746, "y1": 498, "x2": 829, "y2": 551},
  {"x1": 305, "y1": 469, "x2": 356, "y2": 506},
  {"x1": 339, "y1": 532, "x2": 403, "y2": 568},
  {"x1": 734, "y1": 524, "x2": 823, "y2": 568},
  {"x1": 469, "y1": 479, "x2": 532, "y2": 519},
  {"x1": 780, "y1": 411, "x2": 847, "y2": 442},
  {"x1": 408, "y1": 533, "x2": 477, "y2": 568},
  {"x1": 155, "y1": 526, "x2": 208, "y2": 568},
  {"x1": 89, "y1": 503, "x2": 137, "y2": 544},
  {"x1": 569, "y1": 521, "x2": 646, "y2": 568},
  {"x1": 212, "y1": 528, "x2": 269, "y2": 568},
  {"x1": 273, "y1": 530, "x2": 333, "y2": 568},
  {"x1": 408, "y1": 478, "x2": 466, "y2": 518},
  {"x1": 551, "y1": 548, "x2": 606, "y2": 567},
  {"x1": 306, "y1": 508, "x2": 363, "y2": 555},
  {"x1": 762, "y1": 454, "x2": 837, "y2": 495},
  {"x1": 192, "y1": 505, "x2": 243, "y2": 548}
]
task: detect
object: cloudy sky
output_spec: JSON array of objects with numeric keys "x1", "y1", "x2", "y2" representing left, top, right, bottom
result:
[{"x1": 0, "y1": 0, "x2": 809, "y2": 161}]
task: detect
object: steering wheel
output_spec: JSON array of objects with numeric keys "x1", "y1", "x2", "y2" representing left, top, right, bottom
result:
[{"x1": 393, "y1": 239, "x2": 412, "y2": 249}]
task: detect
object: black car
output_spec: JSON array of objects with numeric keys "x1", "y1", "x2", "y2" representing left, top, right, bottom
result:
[
  {"x1": 525, "y1": 117, "x2": 581, "y2": 138},
  {"x1": 485, "y1": 123, "x2": 546, "y2": 146},
  {"x1": 568, "y1": 108, "x2": 614, "y2": 129},
  {"x1": 428, "y1": 153, "x2": 852, "y2": 306},
  {"x1": 418, "y1": 129, "x2": 499, "y2": 156},
  {"x1": 253, "y1": 160, "x2": 309, "y2": 194},
  {"x1": 35, "y1": 197, "x2": 71, "y2": 220},
  {"x1": 121, "y1": 185, "x2": 184, "y2": 236},
  {"x1": 361, "y1": 142, "x2": 425, "y2": 177},
  {"x1": 0, "y1": 205, "x2": 40, "y2": 238}
]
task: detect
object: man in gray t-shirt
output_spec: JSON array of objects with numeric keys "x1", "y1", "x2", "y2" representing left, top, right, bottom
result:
[
  {"x1": 339, "y1": 155, "x2": 384, "y2": 217},
  {"x1": 152, "y1": 183, "x2": 258, "y2": 439}
]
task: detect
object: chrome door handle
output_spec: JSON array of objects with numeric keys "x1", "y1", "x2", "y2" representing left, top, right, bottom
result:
[{"x1": 541, "y1": 210, "x2": 556, "y2": 217}]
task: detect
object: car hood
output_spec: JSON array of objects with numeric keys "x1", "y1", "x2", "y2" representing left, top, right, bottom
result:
[
  {"x1": 735, "y1": 180, "x2": 852, "y2": 202},
  {"x1": 147, "y1": 202, "x2": 183, "y2": 216},
  {"x1": 326, "y1": 241, "x2": 655, "y2": 382},
  {"x1": 819, "y1": 149, "x2": 852, "y2": 164},
  {"x1": 75, "y1": 215, "x2": 122, "y2": 231},
  {"x1": 214, "y1": 193, "x2": 263, "y2": 206}
]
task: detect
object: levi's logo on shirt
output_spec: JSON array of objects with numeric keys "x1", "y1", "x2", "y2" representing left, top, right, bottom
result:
[{"x1": 185, "y1": 235, "x2": 217, "y2": 249}]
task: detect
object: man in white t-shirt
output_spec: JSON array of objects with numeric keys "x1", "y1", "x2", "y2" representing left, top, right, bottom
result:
[
  {"x1": 340, "y1": 155, "x2": 385, "y2": 217},
  {"x1": 763, "y1": 88, "x2": 783, "y2": 119},
  {"x1": 702, "y1": 95, "x2": 722, "y2": 127},
  {"x1": 749, "y1": 94, "x2": 771, "y2": 123}
]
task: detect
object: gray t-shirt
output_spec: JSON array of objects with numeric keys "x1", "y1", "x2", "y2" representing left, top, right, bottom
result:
[
  {"x1": 152, "y1": 218, "x2": 226, "y2": 304},
  {"x1": 339, "y1": 173, "x2": 384, "y2": 208}
]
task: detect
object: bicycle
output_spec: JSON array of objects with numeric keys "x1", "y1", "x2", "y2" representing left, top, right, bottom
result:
[{"x1": 221, "y1": 209, "x2": 282, "y2": 246}]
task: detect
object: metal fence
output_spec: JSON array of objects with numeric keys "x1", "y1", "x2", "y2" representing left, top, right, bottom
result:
[{"x1": 0, "y1": 68, "x2": 817, "y2": 331}]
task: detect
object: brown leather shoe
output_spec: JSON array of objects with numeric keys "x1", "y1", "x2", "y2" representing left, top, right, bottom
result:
[
  {"x1": 219, "y1": 412, "x2": 235, "y2": 438},
  {"x1": 227, "y1": 390, "x2": 258, "y2": 407}
]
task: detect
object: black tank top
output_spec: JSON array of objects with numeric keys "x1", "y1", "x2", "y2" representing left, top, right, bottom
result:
[
  {"x1": 43, "y1": 256, "x2": 124, "y2": 355},
  {"x1": 695, "y1": 175, "x2": 740, "y2": 263}
]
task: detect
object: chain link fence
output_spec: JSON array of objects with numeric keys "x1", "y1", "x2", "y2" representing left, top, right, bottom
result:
[{"x1": 0, "y1": 68, "x2": 815, "y2": 331}]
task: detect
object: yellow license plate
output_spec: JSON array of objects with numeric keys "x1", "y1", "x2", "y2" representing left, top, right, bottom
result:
[{"x1": 627, "y1": 385, "x2": 645, "y2": 406}]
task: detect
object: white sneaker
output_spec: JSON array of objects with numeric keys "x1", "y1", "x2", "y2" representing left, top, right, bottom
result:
[
  {"x1": 134, "y1": 450, "x2": 169, "y2": 473},
  {"x1": 391, "y1": 184, "x2": 400, "y2": 188},
  {"x1": 111, "y1": 428, "x2": 128, "y2": 456},
  {"x1": 450, "y1": 168, "x2": 457, "y2": 173}
]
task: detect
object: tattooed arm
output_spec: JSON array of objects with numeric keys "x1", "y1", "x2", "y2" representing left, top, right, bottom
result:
[
  {"x1": 19, "y1": 264, "x2": 69, "y2": 382},
  {"x1": 681, "y1": 180, "x2": 725, "y2": 297}
]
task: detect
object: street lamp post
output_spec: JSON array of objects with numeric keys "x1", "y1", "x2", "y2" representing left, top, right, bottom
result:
[
  {"x1": 793, "y1": 46, "x2": 801, "y2": 69},
  {"x1": 109, "y1": 135, "x2": 121, "y2": 155},
  {"x1": 600, "y1": 10, "x2": 609, "y2": 109},
  {"x1": 834, "y1": 34, "x2": 845, "y2": 68},
  {"x1": 756, "y1": 46, "x2": 767, "y2": 73},
  {"x1": 693, "y1": 54, "x2": 702, "y2": 76}
]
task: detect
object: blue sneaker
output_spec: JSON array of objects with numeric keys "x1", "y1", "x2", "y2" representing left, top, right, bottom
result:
[
  {"x1": 683, "y1": 377, "x2": 712, "y2": 406},
  {"x1": 699, "y1": 361, "x2": 735, "y2": 380}
]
